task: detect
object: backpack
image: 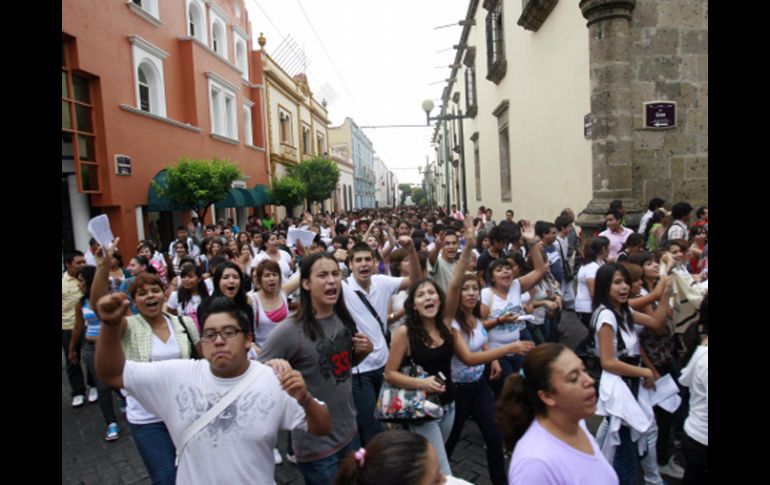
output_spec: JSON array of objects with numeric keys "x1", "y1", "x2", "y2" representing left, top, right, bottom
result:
[{"x1": 574, "y1": 306, "x2": 627, "y2": 392}]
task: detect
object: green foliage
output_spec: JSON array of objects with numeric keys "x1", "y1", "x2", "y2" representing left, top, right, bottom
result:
[
  {"x1": 154, "y1": 157, "x2": 242, "y2": 219},
  {"x1": 398, "y1": 184, "x2": 413, "y2": 205},
  {"x1": 411, "y1": 187, "x2": 428, "y2": 207},
  {"x1": 268, "y1": 176, "x2": 306, "y2": 212},
  {"x1": 287, "y1": 157, "x2": 341, "y2": 206}
]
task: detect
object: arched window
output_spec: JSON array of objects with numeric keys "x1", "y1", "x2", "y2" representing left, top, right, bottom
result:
[
  {"x1": 212, "y1": 23, "x2": 224, "y2": 56},
  {"x1": 186, "y1": 0, "x2": 207, "y2": 44},
  {"x1": 138, "y1": 67, "x2": 151, "y2": 112},
  {"x1": 236, "y1": 41, "x2": 247, "y2": 75}
]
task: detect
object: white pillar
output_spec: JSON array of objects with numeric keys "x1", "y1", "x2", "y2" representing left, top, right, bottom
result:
[
  {"x1": 135, "y1": 206, "x2": 145, "y2": 241},
  {"x1": 67, "y1": 175, "x2": 91, "y2": 252}
]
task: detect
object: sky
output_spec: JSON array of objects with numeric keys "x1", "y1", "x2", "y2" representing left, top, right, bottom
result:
[{"x1": 244, "y1": 0, "x2": 469, "y2": 185}]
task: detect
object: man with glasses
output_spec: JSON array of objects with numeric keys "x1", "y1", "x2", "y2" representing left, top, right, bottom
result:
[{"x1": 95, "y1": 295, "x2": 331, "y2": 484}]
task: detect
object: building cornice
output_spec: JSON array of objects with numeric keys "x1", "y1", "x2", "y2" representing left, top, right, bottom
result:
[
  {"x1": 206, "y1": 71, "x2": 239, "y2": 92},
  {"x1": 129, "y1": 35, "x2": 169, "y2": 59},
  {"x1": 211, "y1": 133, "x2": 239, "y2": 145},
  {"x1": 206, "y1": 1, "x2": 231, "y2": 23},
  {"x1": 119, "y1": 104, "x2": 201, "y2": 132},
  {"x1": 232, "y1": 25, "x2": 251, "y2": 41},
  {"x1": 126, "y1": 1, "x2": 162, "y2": 27}
]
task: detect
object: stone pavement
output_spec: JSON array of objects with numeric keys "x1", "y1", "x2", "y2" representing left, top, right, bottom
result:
[{"x1": 61, "y1": 310, "x2": 682, "y2": 484}]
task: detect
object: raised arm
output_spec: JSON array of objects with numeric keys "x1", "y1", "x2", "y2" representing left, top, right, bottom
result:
[
  {"x1": 428, "y1": 231, "x2": 445, "y2": 266},
  {"x1": 631, "y1": 278, "x2": 673, "y2": 333},
  {"x1": 518, "y1": 241, "x2": 546, "y2": 294},
  {"x1": 282, "y1": 271, "x2": 302, "y2": 295},
  {"x1": 399, "y1": 236, "x2": 422, "y2": 290},
  {"x1": 94, "y1": 293, "x2": 130, "y2": 390},
  {"x1": 90, "y1": 238, "x2": 119, "y2": 319},
  {"x1": 452, "y1": 328, "x2": 534, "y2": 365},
  {"x1": 444, "y1": 218, "x2": 475, "y2": 322}
]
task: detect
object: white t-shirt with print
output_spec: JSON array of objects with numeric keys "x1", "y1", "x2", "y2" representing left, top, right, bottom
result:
[
  {"x1": 123, "y1": 360, "x2": 307, "y2": 485},
  {"x1": 167, "y1": 292, "x2": 203, "y2": 330},
  {"x1": 450, "y1": 320, "x2": 488, "y2": 383},
  {"x1": 481, "y1": 281, "x2": 526, "y2": 353}
]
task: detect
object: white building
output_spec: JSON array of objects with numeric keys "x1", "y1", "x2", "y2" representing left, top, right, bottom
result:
[
  {"x1": 330, "y1": 146, "x2": 355, "y2": 212},
  {"x1": 373, "y1": 155, "x2": 396, "y2": 208},
  {"x1": 428, "y1": 0, "x2": 592, "y2": 222}
]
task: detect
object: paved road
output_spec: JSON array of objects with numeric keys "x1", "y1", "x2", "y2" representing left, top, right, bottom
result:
[{"x1": 62, "y1": 310, "x2": 682, "y2": 484}]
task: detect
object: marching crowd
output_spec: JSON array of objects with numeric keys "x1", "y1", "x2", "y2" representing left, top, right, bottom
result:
[{"x1": 61, "y1": 199, "x2": 708, "y2": 485}]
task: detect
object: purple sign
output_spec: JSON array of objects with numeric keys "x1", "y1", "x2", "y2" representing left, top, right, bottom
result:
[{"x1": 644, "y1": 102, "x2": 676, "y2": 129}]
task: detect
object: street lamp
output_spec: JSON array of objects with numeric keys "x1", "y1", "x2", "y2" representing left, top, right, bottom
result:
[{"x1": 422, "y1": 99, "x2": 469, "y2": 214}]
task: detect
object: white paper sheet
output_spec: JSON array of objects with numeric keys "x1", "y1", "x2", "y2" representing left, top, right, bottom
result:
[
  {"x1": 287, "y1": 228, "x2": 317, "y2": 248},
  {"x1": 87, "y1": 215, "x2": 115, "y2": 248}
]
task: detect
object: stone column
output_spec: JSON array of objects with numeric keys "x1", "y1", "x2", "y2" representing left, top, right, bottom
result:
[{"x1": 577, "y1": 0, "x2": 643, "y2": 231}]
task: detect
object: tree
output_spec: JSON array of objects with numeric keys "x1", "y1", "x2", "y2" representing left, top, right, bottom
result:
[
  {"x1": 411, "y1": 187, "x2": 428, "y2": 207},
  {"x1": 287, "y1": 157, "x2": 340, "y2": 210},
  {"x1": 268, "y1": 176, "x2": 306, "y2": 215},
  {"x1": 154, "y1": 157, "x2": 242, "y2": 220},
  {"x1": 398, "y1": 183, "x2": 413, "y2": 205}
]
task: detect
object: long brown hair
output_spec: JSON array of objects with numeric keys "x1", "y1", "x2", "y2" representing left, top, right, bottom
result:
[
  {"x1": 403, "y1": 278, "x2": 453, "y2": 349},
  {"x1": 454, "y1": 272, "x2": 481, "y2": 339}
]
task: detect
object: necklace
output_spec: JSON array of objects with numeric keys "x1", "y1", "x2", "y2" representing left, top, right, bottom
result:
[{"x1": 321, "y1": 318, "x2": 340, "y2": 342}]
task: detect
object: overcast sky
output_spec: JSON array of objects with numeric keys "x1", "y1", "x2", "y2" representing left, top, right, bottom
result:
[{"x1": 244, "y1": 0, "x2": 469, "y2": 185}]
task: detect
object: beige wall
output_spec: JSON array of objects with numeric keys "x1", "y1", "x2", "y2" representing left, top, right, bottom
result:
[{"x1": 450, "y1": 0, "x2": 593, "y2": 222}]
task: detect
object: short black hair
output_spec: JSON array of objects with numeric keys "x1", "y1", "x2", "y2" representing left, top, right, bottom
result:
[
  {"x1": 488, "y1": 225, "x2": 509, "y2": 243},
  {"x1": 696, "y1": 206, "x2": 707, "y2": 218},
  {"x1": 64, "y1": 251, "x2": 85, "y2": 265},
  {"x1": 671, "y1": 202, "x2": 693, "y2": 220},
  {"x1": 350, "y1": 242, "x2": 375, "y2": 259},
  {"x1": 609, "y1": 199, "x2": 623, "y2": 210},
  {"x1": 605, "y1": 208, "x2": 623, "y2": 220},
  {"x1": 200, "y1": 296, "x2": 252, "y2": 336},
  {"x1": 555, "y1": 215, "x2": 572, "y2": 231},
  {"x1": 648, "y1": 198, "x2": 666, "y2": 211}
]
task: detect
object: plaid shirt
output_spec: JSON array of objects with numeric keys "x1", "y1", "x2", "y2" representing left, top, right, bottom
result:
[{"x1": 122, "y1": 312, "x2": 199, "y2": 362}]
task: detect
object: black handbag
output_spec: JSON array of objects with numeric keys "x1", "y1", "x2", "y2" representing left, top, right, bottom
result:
[{"x1": 177, "y1": 316, "x2": 200, "y2": 359}]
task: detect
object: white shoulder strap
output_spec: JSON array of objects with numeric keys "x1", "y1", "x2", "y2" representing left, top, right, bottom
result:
[{"x1": 175, "y1": 364, "x2": 264, "y2": 466}]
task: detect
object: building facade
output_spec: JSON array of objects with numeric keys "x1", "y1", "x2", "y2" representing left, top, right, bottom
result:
[
  {"x1": 373, "y1": 155, "x2": 396, "y2": 208},
  {"x1": 259, "y1": 36, "x2": 332, "y2": 219},
  {"x1": 62, "y1": 0, "x2": 269, "y2": 258},
  {"x1": 329, "y1": 117, "x2": 376, "y2": 209},
  {"x1": 330, "y1": 146, "x2": 356, "y2": 213},
  {"x1": 428, "y1": 0, "x2": 707, "y2": 227}
]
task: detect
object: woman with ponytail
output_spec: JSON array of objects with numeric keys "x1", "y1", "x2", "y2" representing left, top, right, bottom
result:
[{"x1": 496, "y1": 343, "x2": 618, "y2": 485}]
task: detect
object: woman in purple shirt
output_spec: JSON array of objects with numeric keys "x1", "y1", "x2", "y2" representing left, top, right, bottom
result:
[{"x1": 497, "y1": 343, "x2": 619, "y2": 485}]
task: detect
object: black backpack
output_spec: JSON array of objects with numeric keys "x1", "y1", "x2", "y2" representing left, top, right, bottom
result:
[{"x1": 574, "y1": 306, "x2": 627, "y2": 392}]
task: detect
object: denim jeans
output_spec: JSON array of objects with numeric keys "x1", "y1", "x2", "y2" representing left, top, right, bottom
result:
[
  {"x1": 61, "y1": 329, "x2": 87, "y2": 396},
  {"x1": 296, "y1": 435, "x2": 359, "y2": 485},
  {"x1": 613, "y1": 425, "x2": 640, "y2": 485},
  {"x1": 445, "y1": 379, "x2": 506, "y2": 485},
  {"x1": 81, "y1": 341, "x2": 117, "y2": 425},
  {"x1": 352, "y1": 367, "x2": 385, "y2": 445},
  {"x1": 639, "y1": 420, "x2": 664, "y2": 485},
  {"x1": 129, "y1": 421, "x2": 177, "y2": 485},
  {"x1": 410, "y1": 402, "x2": 456, "y2": 476}
]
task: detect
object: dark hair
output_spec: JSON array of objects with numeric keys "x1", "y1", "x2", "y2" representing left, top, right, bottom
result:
[
  {"x1": 79, "y1": 265, "x2": 97, "y2": 303},
  {"x1": 333, "y1": 235, "x2": 349, "y2": 249},
  {"x1": 643, "y1": 209, "x2": 666, "y2": 248},
  {"x1": 350, "y1": 242, "x2": 375, "y2": 260},
  {"x1": 128, "y1": 272, "x2": 164, "y2": 299},
  {"x1": 592, "y1": 263, "x2": 633, "y2": 333},
  {"x1": 198, "y1": 262, "x2": 253, "y2": 331},
  {"x1": 507, "y1": 252, "x2": 530, "y2": 276},
  {"x1": 620, "y1": 233, "x2": 644, "y2": 252},
  {"x1": 620, "y1": 262, "x2": 643, "y2": 282},
  {"x1": 208, "y1": 254, "x2": 229, "y2": 274},
  {"x1": 488, "y1": 225, "x2": 508, "y2": 244},
  {"x1": 294, "y1": 253, "x2": 357, "y2": 341},
  {"x1": 585, "y1": 236, "x2": 610, "y2": 263},
  {"x1": 403, "y1": 278, "x2": 453, "y2": 350},
  {"x1": 626, "y1": 251, "x2": 656, "y2": 291},
  {"x1": 254, "y1": 258, "x2": 282, "y2": 287},
  {"x1": 487, "y1": 258, "x2": 513, "y2": 288},
  {"x1": 609, "y1": 199, "x2": 623, "y2": 210},
  {"x1": 671, "y1": 202, "x2": 693, "y2": 220},
  {"x1": 475, "y1": 231, "x2": 489, "y2": 252},
  {"x1": 605, "y1": 208, "x2": 623, "y2": 220},
  {"x1": 648, "y1": 198, "x2": 666, "y2": 211},
  {"x1": 689, "y1": 225, "x2": 707, "y2": 242},
  {"x1": 496, "y1": 343, "x2": 571, "y2": 451},
  {"x1": 178, "y1": 265, "x2": 209, "y2": 310},
  {"x1": 554, "y1": 215, "x2": 572, "y2": 231},
  {"x1": 333, "y1": 430, "x2": 431, "y2": 485},
  {"x1": 535, "y1": 221, "x2": 556, "y2": 238},
  {"x1": 64, "y1": 251, "x2": 85, "y2": 265},
  {"x1": 199, "y1": 296, "x2": 252, "y2": 336},
  {"x1": 665, "y1": 239, "x2": 689, "y2": 252},
  {"x1": 695, "y1": 206, "x2": 707, "y2": 219},
  {"x1": 389, "y1": 248, "x2": 409, "y2": 277},
  {"x1": 131, "y1": 255, "x2": 154, "y2": 274},
  {"x1": 237, "y1": 241, "x2": 254, "y2": 258},
  {"x1": 454, "y1": 273, "x2": 481, "y2": 339},
  {"x1": 112, "y1": 250, "x2": 124, "y2": 268}
]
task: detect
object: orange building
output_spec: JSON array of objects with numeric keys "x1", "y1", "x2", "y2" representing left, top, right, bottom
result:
[{"x1": 62, "y1": 0, "x2": 270, "y2": 259}]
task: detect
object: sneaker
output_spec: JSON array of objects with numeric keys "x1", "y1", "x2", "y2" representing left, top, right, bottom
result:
[
  {"x1": 72, "y1": 395, "x2": 85, "y2": 408},
  {"x1": 659, "y1": 457, "x2": 685, "y2": 479},
  {"x1": 273, "y1": 448, "x2": 283, "y2": 465},
  {"x1": 88, "y1": 387, "x2": 98, "y2": 403},
  {"x1": 286, "y1": 453, "x2": 297, "y2": 464},
  {"x1": 105, "y1": 422, "x2": 120, "y2": 441}
]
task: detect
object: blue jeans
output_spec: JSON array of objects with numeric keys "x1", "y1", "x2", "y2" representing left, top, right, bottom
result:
[
  {"x1": 446, "y1": 379, "x2": 507, "y2": 485},
  {"x1": 352, "y1": 367, "x2": 385, "y2": 445},
  {"x1": 129, "y1": 421, "x2": 176, "y2": 485},
  {"x1": 613, "y1": 425, "x2": 640, "y2": 485},
  {"x1": 296, "y1": 435, "x2": 359, "y2": 485},
  {"x1": 410, "y1": 402, "x2": 456, "y2": 476}
]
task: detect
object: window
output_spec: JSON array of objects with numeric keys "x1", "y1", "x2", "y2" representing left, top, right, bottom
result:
[
  {"x1": 128, "y1": 0, "x2": 159, "y2": 22},
  {"x1": 279, "y1": 109, "x2": 293, "y2": 145},
  {"x1": 208, "y1": 78, "x2": 237, "y2": 140},
  {"x1": 212, "y1": 23, "x2": 223, "y2": 55},
  {"x1": 130, "y1": 36, "x2": 168, "y2": 117},
  {"x1": 472, "y1": 133, "x2": 481, "y2": 200},
  {"x1": 209, "y1": 5, "x2": 230, "y2": 60},
  {"x1": 62, "y1": 39, "x2": 100, "y2": 193},
  {"x1": 485, "y1": 0, "x2": 507, "y2": 84},
  {"x1": 187, "y1": 0, "x2": 207, "y2": 44},
  {"x1": 243, "y1": 104, "x2": 253, "y2": 146},
  {"x1": 495, "y1": 102, "x2": 511, "y2": 202},
  {"x1": 464, "y1": 50, "x2": 478, "y2": 117},
  {"x1": 235, "y1": 40, "x2": 247, "y2": 77},
  {"x1": 302, "y1": 125, "x2": 311, "y2": 155},
  {"x1": 317, "y1": 132, "x2": 326, "y2": 156}
]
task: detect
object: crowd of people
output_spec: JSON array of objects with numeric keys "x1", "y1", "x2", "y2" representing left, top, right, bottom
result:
[{"x1": 61, "y1": 199, "x2": 708, "y2": 484}]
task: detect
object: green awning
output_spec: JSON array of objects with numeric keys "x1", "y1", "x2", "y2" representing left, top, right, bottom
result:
[
  {"x1": 217, "y1": 187, "x2": 257, "y2": 208},
  {"x1": 252, "y1": 184, "x2": 271, "y2": 206},
  {"x1": 147, "y1": 169, "x2": 191, "y2": 211}
]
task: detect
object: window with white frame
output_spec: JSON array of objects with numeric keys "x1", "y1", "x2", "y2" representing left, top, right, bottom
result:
[
  {"x1": 243, "y1": 104, "x2": 253, "y2": 146},
  {"x1": 279, "y1": 108, "x2": 293, "y2": 145},
  {"x1": 130, "y1": 36, "x2": 168, "y2": 117},
  {"x1": 235, "y1": 40, "x2": 247, "y2": 76},
  {"x1": 209, "y1": 78, "x2": 237, "y2": 140},
  {"x1": 212, "y1": 22, "x2": 225, "y2": 57},
  {"x1": 186, "y1": 0, "x2": 207, "y2": 44},
  {"x1": 302, "y1": 125, "x2": 311, "y2": 155},
  {"x1": 317, "y1": 132, "x2": 326, "y2": 156},
  {"x1": 130, "y1": 0, "x2": 159, "y2": 20},
  {"x1": 209, "y1": 6, "x2": 230, "y2": 61},
  {"x1": 495, "y1": 103, "x2": 512, "y2": 202}
]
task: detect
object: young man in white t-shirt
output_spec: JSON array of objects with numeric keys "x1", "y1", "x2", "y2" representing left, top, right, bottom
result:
[
  {"x1": 94, "y1": 294, "x2": 331, "y2": 485},
  {"x1": 344, "y1": 238, "x2": 420, "y2": 445}
]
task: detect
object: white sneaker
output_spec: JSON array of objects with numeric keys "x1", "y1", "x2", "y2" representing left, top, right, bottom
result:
[
  {"x1": 72, "y1": 395, "x2": 85, "y2": 407},
  {"x1": 286, "y1": 453, "x2": 297, "y2": 464},
  {"x1": 88, "y1": 387, "x2": 98, "y2": 403},
  {"x1": 273, "y1": 448, "x2": 283, "y2": 465},
  {"x1": 659, "y1": 457, "x2": 685, "y2": 479}
]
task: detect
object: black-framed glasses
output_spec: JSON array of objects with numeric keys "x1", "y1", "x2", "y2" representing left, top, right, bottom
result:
[{"x1": 200, "y1": 326, "x2": 242, "y2": 343}]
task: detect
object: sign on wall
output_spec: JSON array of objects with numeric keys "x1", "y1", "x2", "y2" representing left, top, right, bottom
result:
[
  {"x1": 115, "y1": 155, "x2": 132, "y2": 176},
  {"x1": 644, "y1": 101, "x2": 676, "y2": 129},
  {"x1": 584, "y1": 113, "x2": 592, "y2": 139}
]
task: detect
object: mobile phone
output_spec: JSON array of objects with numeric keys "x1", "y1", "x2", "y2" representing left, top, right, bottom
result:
[{"x1": 435, "y1": 371, "x2": 446, "y2": 386}]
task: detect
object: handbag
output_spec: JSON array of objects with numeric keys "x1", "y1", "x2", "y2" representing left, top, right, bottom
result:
[
  {"x1": 374, "y1": 345, "x2": 444, "y2": 424},
  {"x1": 574, "y1": 306, "x2": 627, "y2": 392},
  {"x1": 177, "y1": 316, "x2": 200, "y2": 359}
]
